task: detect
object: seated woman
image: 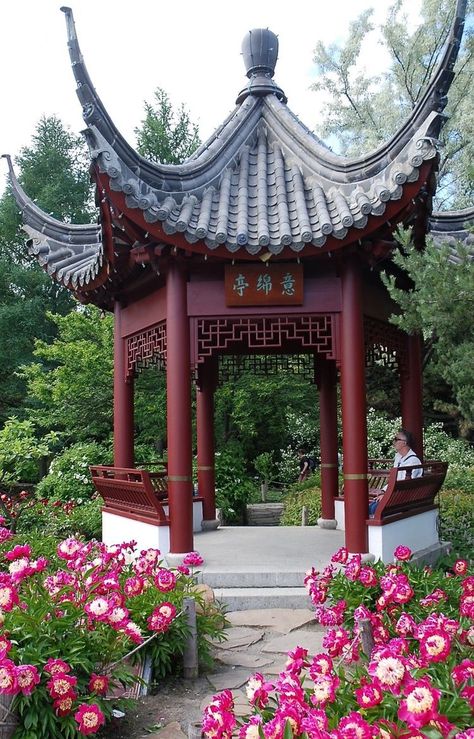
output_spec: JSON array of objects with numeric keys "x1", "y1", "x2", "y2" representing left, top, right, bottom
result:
[{"x1": 368, "y1": 429, "x2": 422, "y2": 517}]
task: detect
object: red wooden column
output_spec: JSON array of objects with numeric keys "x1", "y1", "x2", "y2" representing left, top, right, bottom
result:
[
  {"x1": 401, "y1": 333, "x2": 424, "y2": 459},
  {"x1": 196, "y1": 357, "x2": 219, "y2": 528},
  {"x1": 166, "y1": 258, "x2": 194, "y2": 554},
  {"x1": 113, "y1": 300, "x2": 134, "y2": 468},
  {"x1": 340, "y1": 255, "x2": 368, "y2": 553},
  {"x1": 317, "y1": 358, "x2": 338, "y2": 528}
]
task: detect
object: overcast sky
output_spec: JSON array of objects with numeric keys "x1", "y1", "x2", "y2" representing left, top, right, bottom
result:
[{"x1": 0, "y1": 0, "x2": 421, "y2": 197}]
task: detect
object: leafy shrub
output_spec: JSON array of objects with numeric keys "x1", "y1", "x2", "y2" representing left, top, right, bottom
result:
[
  {"x1": 443, "y1": 465, "x2": 474, "y2": 495},
  {"x1": 204, "y1": 548, "x2": 474, "y2": 736},
  {"x1": 215, "y1": 442, "x2": 255, "y2": 523},
  {"x1": 16, "y1": 497, "x2": 102, "y2": 540},
  {"x1": 36, "y1": 441, "x2": 112, "y2": 503},
  {"x1": 0, "y1": 418, "x2": 55, "y2": 488},
  {"x1": 438, "y1": 488, "x2": 474, "y2": 560},
  {"x1": 0, "y1": 533, "x2": 226, "y2": 738},
  {"x1": 424, "y1": 422, "x2": 474, "y2": 466},
  {"x1": 280, "y1": 482, "x2": 322, "y2": 526}
]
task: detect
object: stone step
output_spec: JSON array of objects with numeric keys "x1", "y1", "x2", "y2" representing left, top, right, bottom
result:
[
  {"x1": 214, "y1": 586, "x2": 311, "y2": 611},
  {"x1": 200, "y1": 570, "x2": 306, "y2": 588},
  {"x1": 246, "y1": 503, "x2": 284, "y2": 526}
]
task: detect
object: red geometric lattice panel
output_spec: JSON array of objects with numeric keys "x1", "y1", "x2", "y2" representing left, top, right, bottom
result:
[
  {"x1": 194, "y1": 315, "x2": 335, "y2": 364},
  {"x1": 126, "y1": 323, "x2": 167, "y2": 379},
  {"x1": 364, "y1": 317, "x2": 408, "y2": 375}
]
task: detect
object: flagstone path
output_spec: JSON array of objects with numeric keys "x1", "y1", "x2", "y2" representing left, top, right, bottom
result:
[{"x1": 134, "y1": 608, "x2": 326, "y2": 738}]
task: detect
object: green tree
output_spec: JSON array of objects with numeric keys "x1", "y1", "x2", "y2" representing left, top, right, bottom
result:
[
  {"x1": 135, "y1": 87, "x2": 201, "y2": 164},
  {"x1": 312, "y1": 0, "x2": 474, "y2": 208},
  {"x1": 0, "y1": 116, "x2": 93, "y2": 421},
  {"x1": 21, "y1": 307, "x2": 114, "y2": 444},
  {"x1": 383, "y1": 227, "x2": 474, "y2": 426}
]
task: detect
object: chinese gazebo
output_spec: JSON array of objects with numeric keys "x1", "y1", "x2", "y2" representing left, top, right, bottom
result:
[{"x1": 4, "y1": 2, "x2": 472, "y2": 561}]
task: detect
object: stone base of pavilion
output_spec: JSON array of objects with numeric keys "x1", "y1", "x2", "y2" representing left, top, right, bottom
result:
[
  {"x1": 102, "y1": 499, "x2": 204, "y2": 555},
  {"x1": 334, "y1": 499, "x2": 448, "y2": 564}
]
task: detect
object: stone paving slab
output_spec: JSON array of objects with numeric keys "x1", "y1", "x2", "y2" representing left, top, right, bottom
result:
[
  {"x1": 149, "y1": 722, "x2": 187, "y2": 738},
  {"x1": 261, "y1": 629, "x2": 326, "y2": 655},
  {"x1": 210, "y1": 627, "x2": 264, "y2": 650},
  {"x1": 226, "y1": 608, "x2": 314, "y2": 633},
  {"x1": 206, "y1": 668, "x2": 252, "y2": 691},
  {"x1": 213, "y1": 650, "x2": 273, "y2": 668}
]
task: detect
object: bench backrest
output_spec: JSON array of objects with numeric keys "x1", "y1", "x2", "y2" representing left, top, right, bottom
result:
[
  {"x1": 90, "y1": 466, "x2": 169, "y2": 523},
  {"x1": 371, "y1": 461, "x2": 448, "y2": 524}
]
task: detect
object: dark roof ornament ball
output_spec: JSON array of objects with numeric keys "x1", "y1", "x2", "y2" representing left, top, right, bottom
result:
[{"x1": 236, "y1": 29, "x2": 287, "y2": 105}]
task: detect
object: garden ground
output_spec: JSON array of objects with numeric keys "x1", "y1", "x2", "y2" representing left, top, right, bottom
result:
[{"x1": 103, "y1": 608, "x2": 325, "y2": 738}]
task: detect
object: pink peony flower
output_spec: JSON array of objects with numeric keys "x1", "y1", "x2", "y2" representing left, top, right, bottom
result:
[
  {"x1": 202, "y1": 689, "x2": 236, "y2": 738},
  {"x1": 74, "y1": 703, "x2": 105, "y2": 735},
  {"x1": 368, "y1": 649, "x2": 406, "y2": 694},
  {"x1": 88, "y1": 673, "x2": 109, "y2": 695},
  {"x1": 0, "y1": 659, "x2": 17, "y2": 694},
  {"x1": 245, "y1": 672, "x2": 273, "y2": 709},
  {"x1": 285, "y1": 646, "x2": 309, "y2": 675},
  {"x1": 452, "y1": 659, "x2": 474, "y2": 685},
  {"x1": 359, "y1": 567, "x2": 378, "y2": 587},
  {"x1": 44, "y1": 658, "x2": 71, "y2": 675},
  {"x1": 4, "y1": 544, "x2": 32, "y2": 561},
  {"x1": 147, "y1": 602, "x2": 177, "y2": 632},
  {"x1": 309, "y1": 653, "x2": 334, "y2": 678},
  {"x1": 311, "y1": 673, "x2": 339, "y2": 706},
  {"x1": 394, "y1": 545, "x2": 412, "y2": 561},
  {"x1": 345, "y1": 554, "x2": 362, "y2": 581},
  {"x1": 395, "y1": 612, "x2": 416, "y2": 636},
  {"x1": 107, "y1": 606, "x2": 130, "y2": 629},
  {"x1": 238, "y1": 715, "x2": 263, "y2": 738},
  {"x1": 154, "y1": 568, "x2": 177, "y2": 593},
  {"x1": 53, "y1": 693, "x2": 76, "y2": 716},
  {"x1": 182, "y1": 551, "x2": 204, "y2": 567},
  {"x1": 16, "y1": 664, "x2": 40, "y2": 695},
  {"x1": 177, "y1": 565, "x2": 190, "y2": 575},
  {"x1": 57, "y1": 537, "x2": 83, "y2": 560},
  {"x1": 121, "y1": 621, "x2": 143, "y2": 644},
  {"x1": 461, "y1": 686, "x2": 474, "y2": 710},
  {"x1": 85, "y1": 597, "x2": 112, "y2": 621},
  {"x1": 354, "y1": 680, "x2": 384, "y2": 708},
  {"x1": 47, "y1": 672, "x2": 77, "y2": 699},
  {"x1": 0, "y1": 585, "x2": 19, "y2": 612},
  {"x1": 453, "y1": 559, "x2": 469, "y2": 575},
  {"x1": 419, "y1": 629, "x2": 451, "y2": 664},
  {"x1": 398, "y1": 678, "x2": 441, "y2": 729},
  {"x1": 337, "y1": 711, "x2": 378, "y2": 738},
  {"x1": 322, "y1": 627, "x2": 351, "y2": 658},
  {"x1": 331, "y1": 546, "x2": 349, "y2": 564},
  {"x1": 124, "y1": 575, "x2": 144, "y2": 597},
  {"x1": 300, "y1": 708, "x2": 328, "y2": 736},
  {"x1": 0, "y1": 528, "x2": 14, "y2": 543},
  {"x1": 0, "y1": 635, "x2": 12, "y2": 659}
]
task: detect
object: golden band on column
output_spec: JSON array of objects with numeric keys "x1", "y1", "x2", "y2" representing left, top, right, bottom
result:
[
  {"x1": 167, "y1": 475, "x2": 193, "y2": 482},
  {"x1": 344, "y1": 473, "x2": 368, "y2": 480}
]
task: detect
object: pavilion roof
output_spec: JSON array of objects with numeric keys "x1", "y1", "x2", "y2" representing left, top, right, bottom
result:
[
  {"x1": 3, "y1": 0, "x2": 470, "y2": 298},
  {"x1": 429, "y1": 207, "x2": 474, "y2": 263}
]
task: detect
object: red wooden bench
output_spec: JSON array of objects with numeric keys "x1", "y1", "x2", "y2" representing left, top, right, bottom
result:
[
  {"x1": 366, "y1": 461, "x2": 448, "y2": 525},
  {"x1": 90, "y1": 466, "x2": 169, "y2": 526}
]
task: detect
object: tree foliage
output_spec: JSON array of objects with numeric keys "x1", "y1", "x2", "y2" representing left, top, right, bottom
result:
[
  {"x1": 21, "y1": 307, "x2": 114, "y2": 444},
  {"x1": 0, "y1": 116, "x2": 93, "y2": 421},
  {"x1": 135, "y1": 87, "x2": 201, "y2": 164},
  {"x1": 312, "y1": 0, "x2": 474, "y2": 208},
  {"x1": 383, "y1": 227, "x2": 474, "y2": 425}
]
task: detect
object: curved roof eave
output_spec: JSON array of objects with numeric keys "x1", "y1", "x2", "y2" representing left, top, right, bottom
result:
[
  {"x1": 61, "y1": 0, "x2": 466, "y2": 191},
  {"x1": 2, "y1": 154, "x2": 104, "y2": 290},
  {"x1": 428, "y1": 206, "x2": 474, "y2": 262}
]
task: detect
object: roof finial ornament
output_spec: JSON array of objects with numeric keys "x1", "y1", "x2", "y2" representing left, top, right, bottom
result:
[{"x1": 236, "y1": 29, "x2": 287, "y2": 105}]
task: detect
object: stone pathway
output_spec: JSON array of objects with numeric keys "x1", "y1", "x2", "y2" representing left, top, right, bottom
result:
[{"x1": 151, "y1": 608, "x2": 325, "y2": 737}]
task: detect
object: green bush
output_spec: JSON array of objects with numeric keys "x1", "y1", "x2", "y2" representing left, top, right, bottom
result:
[
  {"x1": 443, "y1": 465, "x2": 474, "y2": 495},
  {"x1": 280, "y1": 483, "x2": 322, "y2": 526},
  {"x1": 17, "y1": 497, "x2": 102, "y2": 540},
  {"x1": 215, "y1": 442, "x2": 256, "y2": 523},
  {"x1": 438, "y1": 488, "x2": 473, "y2": 561},
  {"x1": 36, "y1": 441, "x2": 112, "y2": 502}
]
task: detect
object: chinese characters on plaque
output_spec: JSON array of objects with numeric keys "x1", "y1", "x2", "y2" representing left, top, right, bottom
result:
[{"x1": 225, "y1": 264, "x2": 303, "y2": 306}]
